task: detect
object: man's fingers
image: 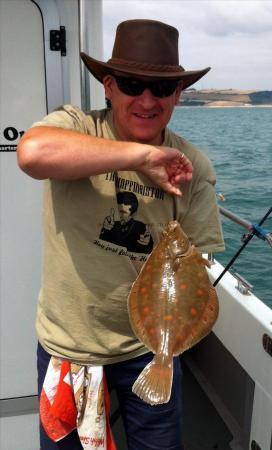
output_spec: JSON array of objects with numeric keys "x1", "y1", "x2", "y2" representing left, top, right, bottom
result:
[
  {"x1": 164, "y1": 181, "x2": 183, "y2": 197},
  {"x1": 172, "y1": 171, "x2": 193, "y2": 183},
  {"x1": 170, "y1": 154, "x2": 193, "y2": 175}
]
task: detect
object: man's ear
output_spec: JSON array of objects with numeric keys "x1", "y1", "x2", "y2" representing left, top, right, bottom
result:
[
  {"x1": 103, "y1": 75, "x2": 114, "y2": 100},
  {"x1": 174, "y1": 81, "x2": 183, "y2": 105}
]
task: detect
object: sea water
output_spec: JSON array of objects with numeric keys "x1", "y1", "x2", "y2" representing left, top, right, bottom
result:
[{"x1": 170, "y1": 107, "x2": 272, "y2": 308}]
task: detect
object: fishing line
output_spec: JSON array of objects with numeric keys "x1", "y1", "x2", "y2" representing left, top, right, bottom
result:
[{"x1": 213, "y1": 206, "x2": 272, "y2": 287}]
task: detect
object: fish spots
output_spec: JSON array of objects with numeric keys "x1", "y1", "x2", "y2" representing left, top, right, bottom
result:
[
  {"x1": 208, "y1": 305, "x2": 214, "y2": 312},
  {"x1": 190, "y1": 307, "x2": 197, "y2": 317},
  {"x1": 164, "y1": 315, "x2": 173, "y2": 321},
  {"x1": 142, "y1": 306, "x2": 150, "y2": 314},
  {"x1": 158, "y1": 251, "x2": 165, "y2": 260},
  {"x1": 191, "y1": 329, "x2": 196, "y2": 338},
  {"x1": 142, "y1": 315, "x2": 153, "y2": 327},
  {"x1": 180, "y1": 283, "x2": 187, "y2": 290},
  {"x1": 196, "y1": 288, "x2": 204, "y2": 297},
  {"x1": 173, "y1": 335, "x2": 185, "y2": 351},
  {"x1": 140, "y1": 287, "x2": 148, "y2": 295}
]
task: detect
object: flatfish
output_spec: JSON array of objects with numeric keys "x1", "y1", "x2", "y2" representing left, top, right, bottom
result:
[{"x1": 128, "y1": 220, "x2": 219, "y2": 405}]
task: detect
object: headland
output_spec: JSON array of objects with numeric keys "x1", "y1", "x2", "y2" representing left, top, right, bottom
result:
[{"x1": 178, "y1": 89, "x2": 272, "y2": 107}]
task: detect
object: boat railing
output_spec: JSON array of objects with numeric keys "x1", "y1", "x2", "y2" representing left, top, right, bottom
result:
[
  {"x1": 211, "y1": 205, "x2": 272, "y2": 292},
  {"x1": 219, "y1": 206, "x2": 272, "y2": 248}
]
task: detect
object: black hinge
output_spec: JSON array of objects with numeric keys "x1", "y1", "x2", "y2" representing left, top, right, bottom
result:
[
  {"x1": 251, "y1": 440, "x2": 261, "y2": 450},
  {"x1": 263, "y1": 334, "x2": 272, "y2": 357},
  {"x1": 50, "y1": 26, "x2": 66, "y2": 56}
]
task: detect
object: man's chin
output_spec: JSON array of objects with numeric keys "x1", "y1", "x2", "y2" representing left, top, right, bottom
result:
[{"x1": 130, "y1": 131, "x2": 163, "y2": 146}]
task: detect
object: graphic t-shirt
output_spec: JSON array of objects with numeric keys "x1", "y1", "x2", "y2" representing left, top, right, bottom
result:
[{"x1": 33, "y1": 106, "x2": 224, "y2": 364}]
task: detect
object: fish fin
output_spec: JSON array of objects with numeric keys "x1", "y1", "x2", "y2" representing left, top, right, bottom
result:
[
  {"x1": 132, "y1": 355, "x2": 173, "y2": 405},
  {"x1": 202, "y1": 258, "x2": 211, "y2": 268},
  {"x1": 193, "y1": 252, "x2": 211, "y2": 268}
]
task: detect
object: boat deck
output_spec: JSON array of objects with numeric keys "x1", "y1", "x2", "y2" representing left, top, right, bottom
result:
[
  {"x1": 110, "y1": 357, "x2": 233, "y2": 450},
  {"x1": 182, "y1": 362, "x2": 232, "y2": 450}
]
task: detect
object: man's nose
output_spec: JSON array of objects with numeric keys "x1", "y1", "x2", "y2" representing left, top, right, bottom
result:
[{"x1": 138, "y1": 88, "x2": 157, "y2": 107}]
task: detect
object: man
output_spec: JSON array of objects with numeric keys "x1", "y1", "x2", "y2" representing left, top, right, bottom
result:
[{"x1": 18, "y1": 19, "x2": 224, "y2": 450}]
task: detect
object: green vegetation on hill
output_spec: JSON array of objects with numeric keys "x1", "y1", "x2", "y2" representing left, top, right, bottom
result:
[{"x1": 249, "y1": 91, "x2": 272, "y2": 105}]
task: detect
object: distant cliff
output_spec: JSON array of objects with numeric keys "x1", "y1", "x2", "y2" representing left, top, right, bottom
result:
[{"x1": 179, "y1": 89, "x2": 272, "y2": 107}]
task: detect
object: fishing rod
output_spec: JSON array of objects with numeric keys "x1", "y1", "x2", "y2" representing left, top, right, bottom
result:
[{"x1": 213, "y1": 206, "x2": 272, "y2": 287}]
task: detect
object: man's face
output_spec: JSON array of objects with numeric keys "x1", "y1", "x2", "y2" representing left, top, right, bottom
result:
[
  {"x1": 103, "y1": 75, "x2": 182, "y2": 145},
  {"x1": 119, "y1": 203, "x2": 133, "y2": 224}
]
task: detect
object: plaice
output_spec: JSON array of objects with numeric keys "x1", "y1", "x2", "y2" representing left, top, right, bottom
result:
[{"x1": 128, "y1": 221, "x2": 219, "y2": 405}]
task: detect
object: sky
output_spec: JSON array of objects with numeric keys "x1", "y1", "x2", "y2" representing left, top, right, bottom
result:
[{"x1": 102, "y1": 0, "x2": 272, "y2": 90}]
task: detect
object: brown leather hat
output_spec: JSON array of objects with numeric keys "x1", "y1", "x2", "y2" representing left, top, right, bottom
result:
[{"x1": 80, "y1": 19, "x2": 210, "y2": 90}]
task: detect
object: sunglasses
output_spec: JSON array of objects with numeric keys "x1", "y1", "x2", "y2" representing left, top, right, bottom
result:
[{"x1": 114, "y1": 76, "x2": 179, "y2": 98}]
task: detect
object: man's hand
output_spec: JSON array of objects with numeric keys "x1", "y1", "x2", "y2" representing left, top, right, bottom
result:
[
  {"x1": 137, "y1": 225, "x2": 152, "y2": 246},
  {"x1": 102, "y1": 208, "x2": 115, "y2": 230},
  {"x1": 138, "y1": 146, "x2": 193, "y2": 196}
]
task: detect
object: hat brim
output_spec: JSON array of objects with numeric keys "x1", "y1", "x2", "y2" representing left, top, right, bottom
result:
[{"x1": 80, "y1": 52, "x2": 210, "y2": 91}]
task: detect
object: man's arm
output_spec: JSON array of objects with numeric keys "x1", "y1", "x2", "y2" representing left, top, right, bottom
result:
[{"x1": 17, "y1": 126, "x2": 193, "y2": 196}]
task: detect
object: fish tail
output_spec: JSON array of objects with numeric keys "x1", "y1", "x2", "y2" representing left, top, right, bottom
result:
[{"x1": 132, "y1": 354, "x2": 173, "y2": 405}]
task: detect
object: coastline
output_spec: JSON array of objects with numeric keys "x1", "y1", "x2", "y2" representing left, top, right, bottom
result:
[
  {"x1": 177, "y1": 103, "x2": 272, "y2": 108},
  {"x1": 179, "y1": 89, "x2": 272, "y2": 108}
]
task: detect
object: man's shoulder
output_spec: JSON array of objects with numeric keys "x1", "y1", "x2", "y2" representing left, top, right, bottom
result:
[
  {"x1": 32, "y1": 105, "x2": 114, "y2": 138},
  {"x1": 166, "y1": 128, "x2": 214, "y2": 175},
  {"x1": 59, "y1": 105, "x2": 110, "y2": 129}
]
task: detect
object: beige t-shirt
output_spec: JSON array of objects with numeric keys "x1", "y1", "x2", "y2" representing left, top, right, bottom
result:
[{"x1": 33, "y1": 106, "x2": 224, "y2": 365}]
